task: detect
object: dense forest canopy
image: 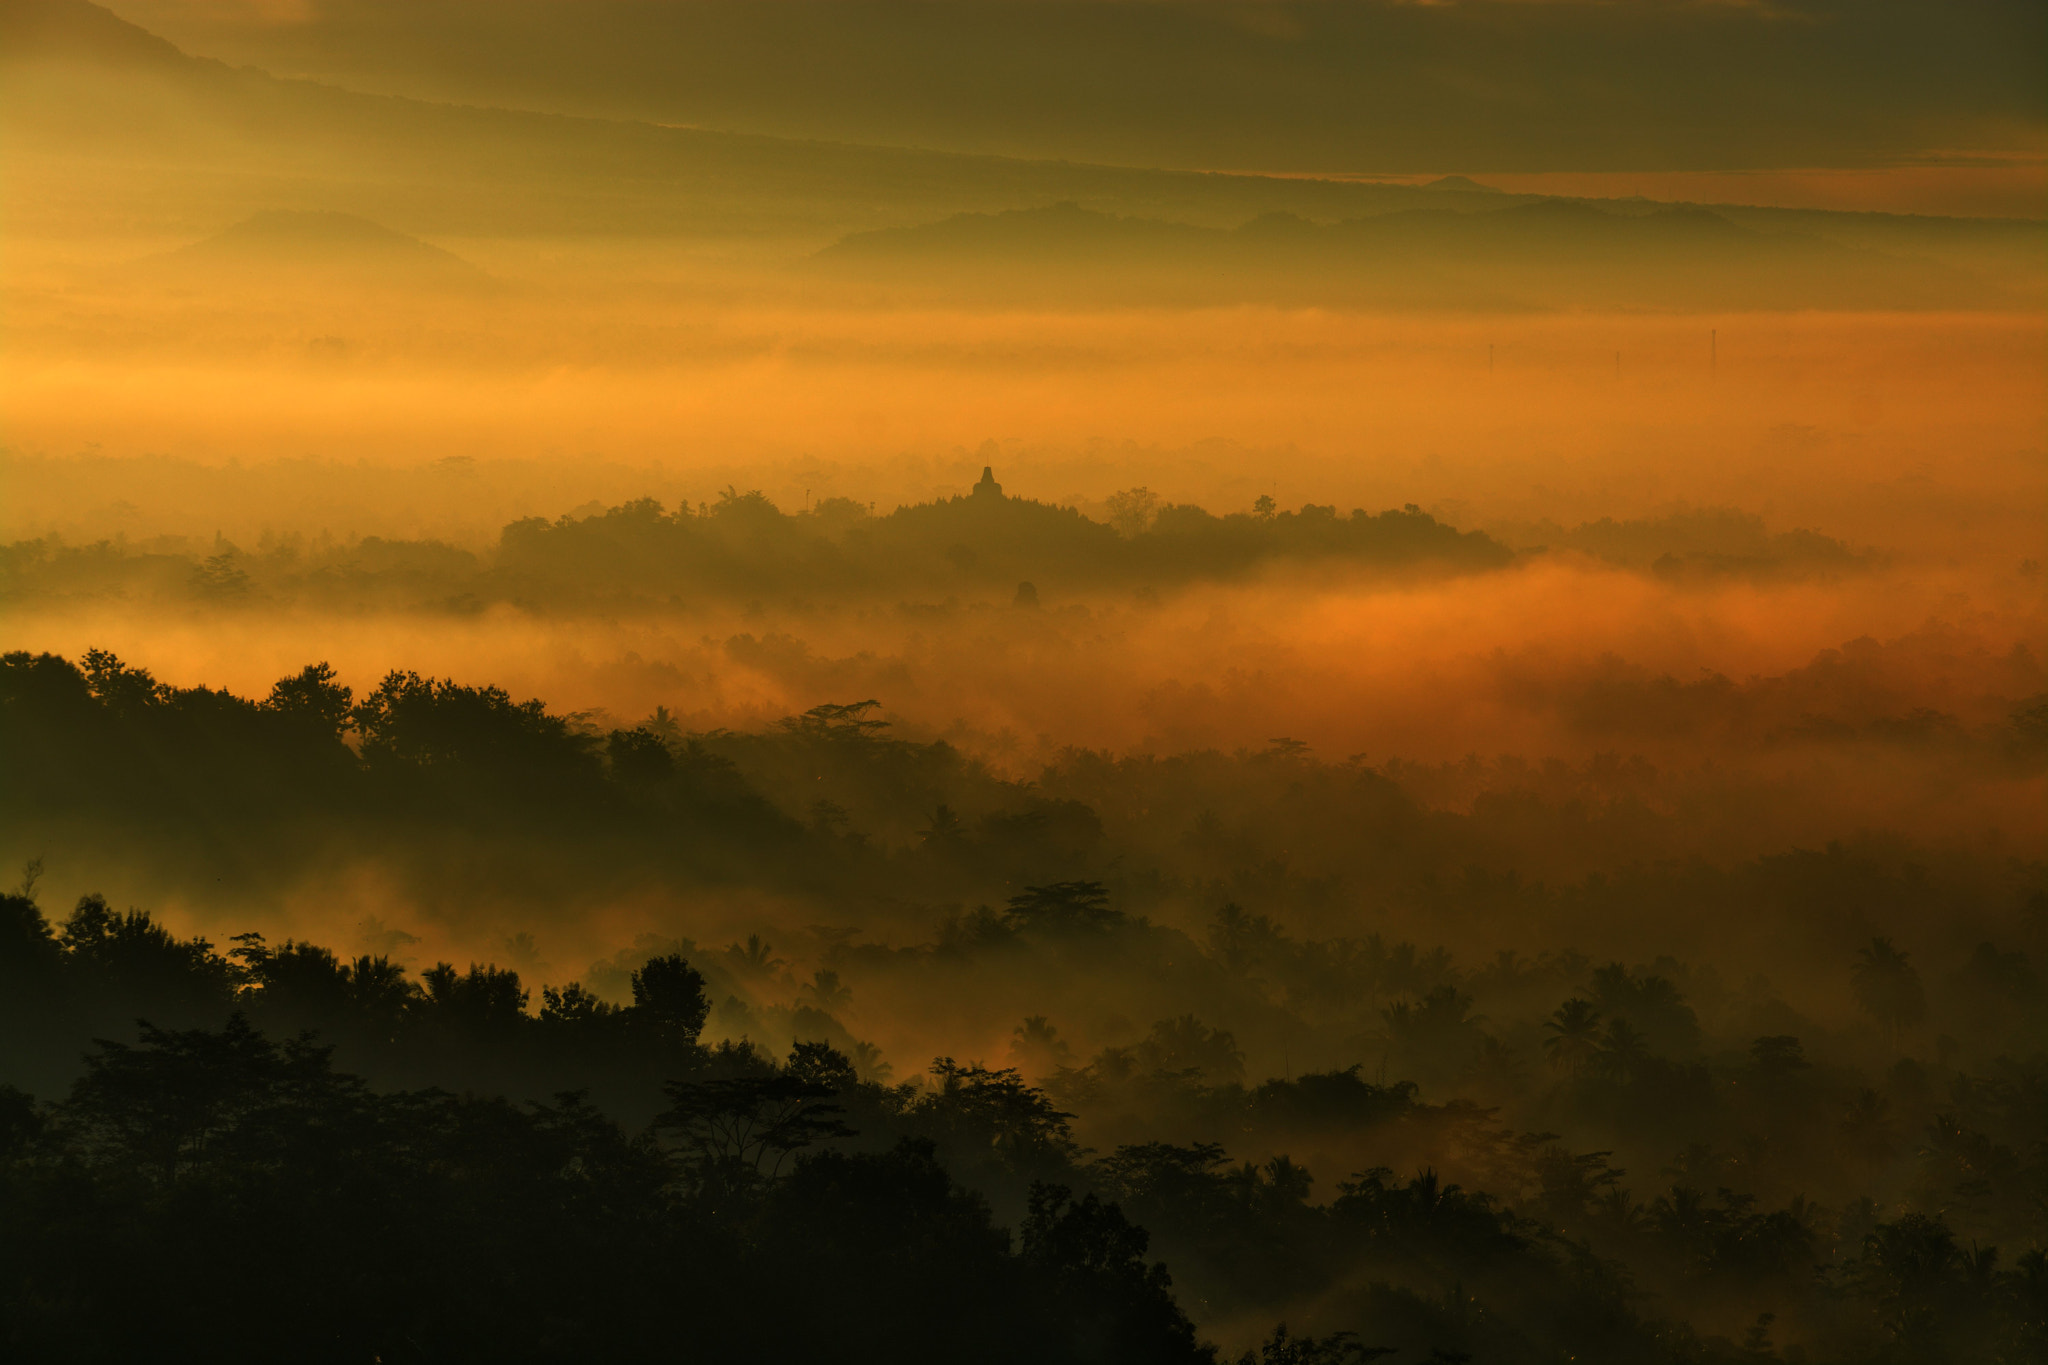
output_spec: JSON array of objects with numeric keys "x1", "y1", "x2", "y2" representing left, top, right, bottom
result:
[
  {"x1": 0, "y1": 876, "x2": 2040, "y2": 1361},
  {"x1": 2, "y1": 646, "x2": 2042, "y2": 1359}
]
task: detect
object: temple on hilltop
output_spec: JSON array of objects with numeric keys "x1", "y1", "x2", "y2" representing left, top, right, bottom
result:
[{"x1": 972, "y1": 466, "x2": 1004, "y2": 500}]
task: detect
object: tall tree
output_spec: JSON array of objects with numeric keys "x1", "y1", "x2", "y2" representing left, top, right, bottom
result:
[
  {"x1": 1852, "y1": 937, "x2": 1926, "y2": 1045},
  {"x1": 1542, "y1": 998, "x2": 1604, "y2": 1077}
]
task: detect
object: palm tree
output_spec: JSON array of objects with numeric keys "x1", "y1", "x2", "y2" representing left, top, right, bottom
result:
[
  {"x1": 1852, "y1": 937, "x2": 1926, "y2": 1046},
  {"x1": 725, "y1": 933, "x2": 782, "y2": 976},
  {"x1": 1007, "y1": 1015, "x2": 1073, "y2": 1078},
  {"x1": 1594, "y1": 1019, "x2": 1648, "y2": 1081},
  {"x1": 1467, "y1": 1034, "x2": 1529, "y2": 1096},
  {"x1": 1543, "y1": 998, "x2": 1604, "y2": 1077},
  {"x1": 800, "y1": 968, "x2": 851, "y2": 1014},
  {"x1": 1595, "y1": 1187, "x2": 1651, "y2": 1235},
  {"x1": 920, "y1": 803, "x2": 968, "y2": 850}
]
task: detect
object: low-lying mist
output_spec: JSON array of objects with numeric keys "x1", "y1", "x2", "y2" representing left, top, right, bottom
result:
[
  {"x1": 7, "y1": 529, "x2": 2040, "y2": 959},
  {"x1": 5, "y1": 629, "x2": 2043, "y2": 1349},
  {"x1": 5, "y1": 302, "x2": 2041, "y2": 558}
]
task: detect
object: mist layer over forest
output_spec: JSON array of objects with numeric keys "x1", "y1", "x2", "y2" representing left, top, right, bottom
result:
[{"x1": 2, "y1": 2, "x2": 2044, "y2": 1361}]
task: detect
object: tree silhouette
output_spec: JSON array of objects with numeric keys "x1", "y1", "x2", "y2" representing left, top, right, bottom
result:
[
  {"x1": 782, "y1": 699, "x2": 889, "y2": 741},
  {"x1": 1237, "y1": 1324, "x2": 1395, "y2": 1364},
  {"x1": 236, "y1": 933, "x2": 419, "y2": 1043},
  {"x1": 800, "y1": 968, "x2": 852, "y2": 1013},
  {"x1": 1136, "y1": 1014, "x2": 1245, "y2": 1082},
  {"x1": 656, "y1": 1064, "x2": 852, "y2": 1177},
  {"x1": 725, "y1": 933, "x2": 783, "y2": 976},
  {"x1": 420, "y1": 961, "x2": 529, "y2": 1031},
  {"x1": 1592, "y1": 1018, "x2": 1648, "y2": 1081},
  {"x1": 540, "y1": 980, "x2": 623, "y2": 1028},
  {"x1": 916, "y1": 1058, "x2": 1079, "y2": 1172},
  {"x1": 1542, "y1": 998, "x2": 1603, "y2": 1076},
  {"x1": 1381, "y1": 984, "x2": 1480, "y2": 1083},
  {"x1": 352, "y1": 668, "x2": 596, "y2": 782},
  {"x1": 1105, "y1": 487, "x2": 1162, "y2": 538},
  {"x1": 631, "y1": 953, "x2": 711, "y2": 1043},
  {"x1": 1749, "y1": 1034, "x2": 1809, "y2": 1081},
  {"x1": 1005, "y1": 881, "x2": 1120, "y2": 933},
  {"x1": 786, "y1": 1039, "x2": 858, "y2": 1090},
  {"x1": 81, "y1": 647, "x2": 167, "y2": 713},
  {"x1": 263, "y1": 661, "x2": 353, "y2": 738},
  {"x1": 921, "y1": 802, "x2": 971, "y2": 852},
  {"x1": 64, "y1": 1014, "x2": 348, "y2": 1181},
  {"x1": 1852, "y1": 937, "x2": 1926, "y2": 1044},
  {"x1": 60, "y1": 893, "x2": 239, "y2": 1026},
  {"x1": 1009, "y1": 1014, "x2": 1074, "y2": 1077},
  {"x1": 606, "y1": 725, "x2": 675, "y2": 781},
  {"x1": 1208, "y1": 902, "x2": 1291, "y2": 974},
  {"x1": 1588, "y1": 962, "x2": 1699, "y2": 1055},
  {"x1": 1021, "y1": 1182, "x2": 1207, "y2": 1365}
]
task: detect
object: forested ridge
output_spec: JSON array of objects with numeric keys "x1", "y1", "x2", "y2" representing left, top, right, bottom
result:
[
  {"x1": 2, "y1": 648, "x2": 2043, "y2": 1362},
  {"x1": 0, "y1": 479, "x2": 1511, "y2": 613}
]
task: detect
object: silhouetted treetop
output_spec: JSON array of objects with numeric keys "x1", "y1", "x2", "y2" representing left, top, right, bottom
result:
[
  {"x1": 1006, "y1": 880, "x2": 1121, "y2": 934},
  {"x1": 631, "y1": 953, "x2": 712, "y2": 1043}
]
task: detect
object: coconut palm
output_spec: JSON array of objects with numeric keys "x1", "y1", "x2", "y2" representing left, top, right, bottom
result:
[
  {"x1": 1543, "y1": 998, "x2": 1604, "y2": 1076},
  {"x1": 1852, "y1": 937, "x2": 1926, "y2": 1045},
  {"x1": 1593, "y1": 1018, "x2": 1648, "y2": 1081}
]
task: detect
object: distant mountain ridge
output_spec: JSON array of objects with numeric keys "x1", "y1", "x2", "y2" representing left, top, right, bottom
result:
[
  {"x1": 73, "y1": 0, "x2": 2048, "y2": 196},
  {"x1": 3, "y1": 0, "x2": 2039, "y2": 305},
  {"x1": 0, "y1": 0, "x2": 186, "y2": 68},
  {"x1": 140, "y1": 210, "x2": 498, "y2": 291}
]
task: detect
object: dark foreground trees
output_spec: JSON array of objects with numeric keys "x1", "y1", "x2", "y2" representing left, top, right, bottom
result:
[
  {"x1": 2, "y1": 879, "x2": 2042, "y2": 1364},
  {"x1": 0, "y1": 880, "x2": 1212, "y2": 1364},
  {"x1": 0, "y1": 1016, "x2": 1212, "y2": 1365}
]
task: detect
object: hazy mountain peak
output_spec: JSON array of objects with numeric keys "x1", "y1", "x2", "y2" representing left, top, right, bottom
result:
[
  {"x1": 0, "y1": 0, "x2": 187, "y2": 67},
  {"x1": 144, "y1": 210, "x2": 496, "y2": 292}
]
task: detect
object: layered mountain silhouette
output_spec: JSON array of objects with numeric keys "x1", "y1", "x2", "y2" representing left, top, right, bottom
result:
[
  {"x1": 61, "y1": 0, "x2": 2045, "y2": 184},
  {"x1": 2, "y1": 0, "x2": 2038, "y2": 307}
]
